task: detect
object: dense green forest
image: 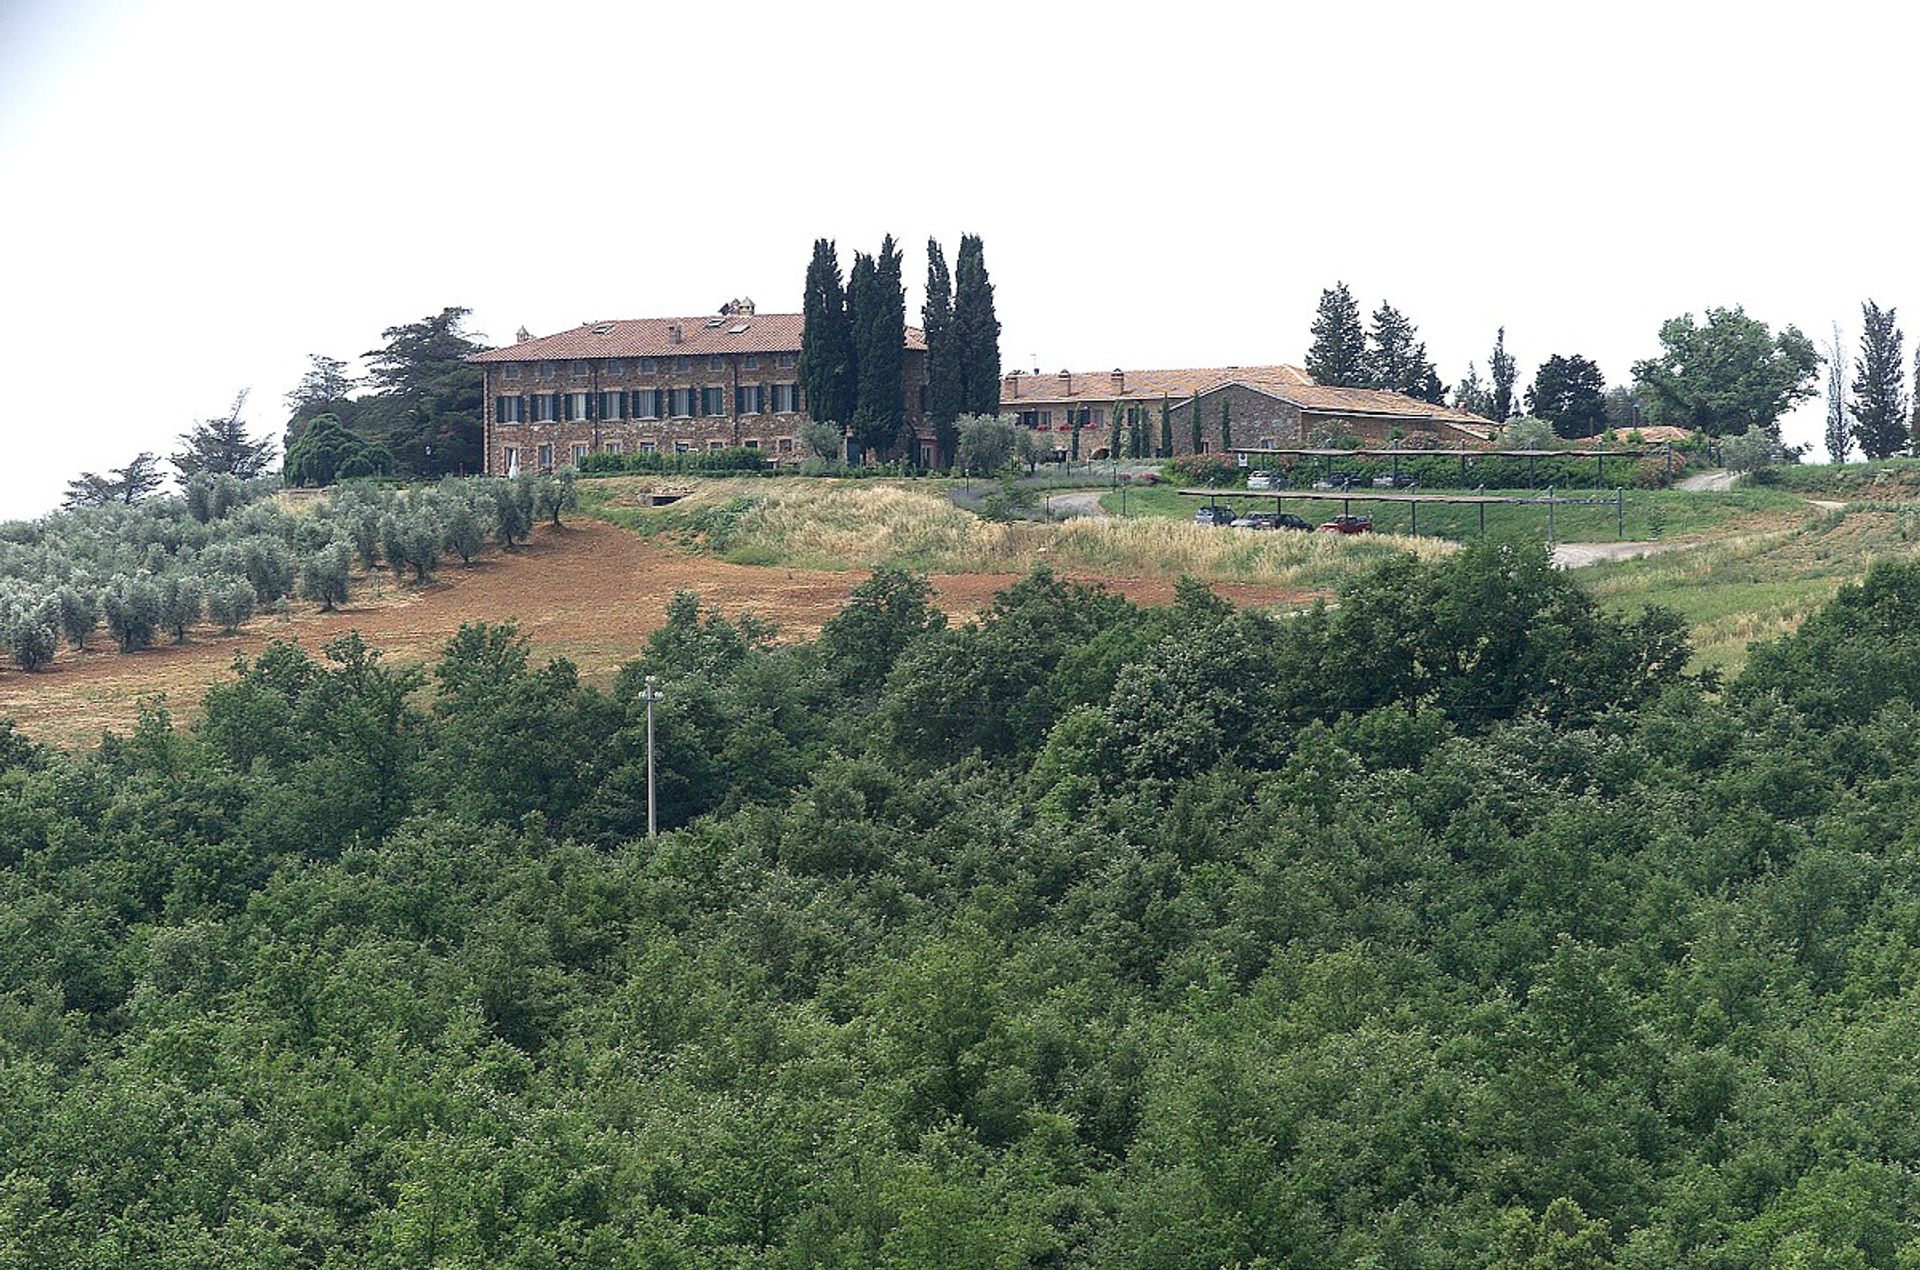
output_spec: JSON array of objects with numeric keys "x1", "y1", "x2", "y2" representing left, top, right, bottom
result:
[{"x1": 5, "y1": 544, "x2": 1920, "y2": 1266}]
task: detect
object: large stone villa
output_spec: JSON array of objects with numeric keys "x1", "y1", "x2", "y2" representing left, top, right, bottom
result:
[{"x1": 471, "y1": 302, "x2": 1491, "y2": 475}]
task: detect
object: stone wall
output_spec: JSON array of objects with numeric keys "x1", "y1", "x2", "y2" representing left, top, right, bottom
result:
[{"x1": 1166, "y1": 385, "x2": 1305, "y2": 456}]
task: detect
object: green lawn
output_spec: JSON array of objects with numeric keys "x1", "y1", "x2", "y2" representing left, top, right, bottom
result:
[{"x1": 1100, "y1": 482, "x2": 1807, "y2": 543}]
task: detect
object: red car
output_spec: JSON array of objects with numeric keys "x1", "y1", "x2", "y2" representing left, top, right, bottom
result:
[{"x1": 1317, "y1": 514, "x2": 1373, "y2": 534}]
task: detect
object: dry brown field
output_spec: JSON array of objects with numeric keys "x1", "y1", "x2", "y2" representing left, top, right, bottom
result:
[{"x1": 0, "y1": 517, "x2": 1313, "y2": 749}]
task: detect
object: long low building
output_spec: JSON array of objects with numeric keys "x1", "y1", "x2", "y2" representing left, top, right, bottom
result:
[
  {"x1": 468, "y1": 301, "x2": 927, "y2": 474},
  {"x1": 1002, "y1": 365, "x2": 1495, "y2": 456}
]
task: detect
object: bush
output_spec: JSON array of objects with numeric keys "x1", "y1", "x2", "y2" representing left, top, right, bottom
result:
[
  {"x1": 442, "y1": 498, "x2": 488, "y2": 564},
  {"x1": 1165, "y1": 454, "x2": 1240, "y2": 487},
  {"x1": 300, "y1": 543, "x2": 352, "y2": 611},
  {"x1": 956, "y1": 414, "x2": 1019, "y2": 476},
  {"x1": 101, "y1": 574, "x2": 162, "y2": 652},
  {"x1": 56, "y1": 584, "x2": 99, "y2": 650},
  {"x1": 206, "y1": 577, "x2": 256, "y2": 633},
  {"x1": 0, "y1": 588, "x2": 59, "y2": 671},
  {"x1": 158, "y1": 574, "x2": 206, "y2": 642},
  {"x1": 578, "y1": 447, "x2": 773, "y2": 475}
]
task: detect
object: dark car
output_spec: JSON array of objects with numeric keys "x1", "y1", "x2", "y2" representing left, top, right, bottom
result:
[
  {"x1": 1311, "y1": 471, "x2": 1363, "y2": 490},
  {"x1": 1318, "y1": 514, "x2": 1374, "y2": 534},
  {"x1": 1193, "y1": 505, "x2": 1238, "y2": 527},
  {"x1": 1274, "y1": 513, "x2": 1314, "y2": 531}
]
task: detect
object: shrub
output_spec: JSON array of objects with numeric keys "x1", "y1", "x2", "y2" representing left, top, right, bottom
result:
[
  {"x1": 300, "y1": 542, "x2": 352, "y2": 611},
  {"x1": 1166, "y1": 454, "x2": 1240, "y2": 487},
  {"x1": 56, "y1": 584, "x2": 99, "y2": 650},
  {"x1": 158, "y1": 574, "x2": 206, "y2": 642},
  {"x1": 0, "y1": 588, "x2": 59, "y2": 670},
  {"x1": 206, "y1": 577, "x2": 256, "y2": 632},
  {"x1": 443, "y1": 498, "x2": 487, "y2": 565},
  {"x1": 101, "y1": 574, "x2": 163, "y2": 652}
]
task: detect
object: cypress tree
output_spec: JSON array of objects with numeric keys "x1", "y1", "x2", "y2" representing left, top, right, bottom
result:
[
  {"x1": 1824, "y1": 322, "x2": 1850, "y2": 463},
  {"x1": 1109, "y1": 406, "x2": 1122, "y2": 459},
  {"x1": 1851, "y1": 300, "x2": 1908, "y2": 460},
  {"x1": 1160, "y1": 396, "x2": 1173, "y2": 457},
  {"x1": 850, "y1": 237, "x2": 905, "y2": 460},
  {"x1": 953, "y1": 234, "x2": 1002, "y2": 416},
  {"x1": 799, "y1": 239, "x2": 856, "y2": 429},
  {"x1": 1306, "y1": 282, "x2": 1368, "y2": 387},
  {"x1": 922, "y1": 238, "x2": 962, "y2": 467},
  {"x1": 1490, "y1": 327, "x2": 1518, "y2": 420},
  {"x1": 1189, "y1": 394, "x2": 1204, "y2": 454},
  {"x1": 1219, "y1": 399, "x2": 1232, "y2": 452}
]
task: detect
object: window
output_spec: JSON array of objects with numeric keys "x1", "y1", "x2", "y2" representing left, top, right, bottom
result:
[
  {"x1": 606, "y1": 359, "x2": 624, "y2": 376},
  {"x1": 570, "y1": 360, "x2": 590, "y2": 377},
  {"x1": 567, "y1": 391, "x2": 590, "y2": 421},
  {"x1": 534, "y1": 393, "x2": 557, "y2": 422},
  {"x1": 669, "y1": 387, "x2": 694, "y2": 417},
  {"x1": 776, "y1": 352, "x2": 797, "y2": 368},
  {"x1": 503, "y1": 362, "x2": 521, "y2": 380},
  {"x1": 605, "y1": 441, "x2": 622, "y2": 455},
  {"x1": 572, "y1": 443, "x2": 589, "y2": 466},
  {"x1": 777, "y1": 437, "x2": 794, "y2": 453},
  {"x1": 601, "y1": 391, "x2": 625, "y2": 419},
  {"x1": 707, "y1": 355, "x2": 724, "y2": 371},
  {"x1": 631, "y1": 388, "x2": 660, "y2": 419},
  {"x1": 700, "y1": 386, "x2": 726, "y2": 416},
  {"x1": 672, "y1": 355, "x2": 690, "y2": 372},
  {"x1": 735, "y1": 384, "x2": 764, "y2": 415},
  {"x1": 674, "y1": 441, "x2": 692, "y2": 453},
  {"x1": 538, "y1": 361, "x2": 556, "y2": 379},
  {"x1": 503, "y1": 446, "x2": 520, "y2": 476},
  {"x1": 708, "y1": 440, "x2": 724, "y2": 451},
  {"x1": 496, "y1": 395, "x2": 525, "y2": 423},
  {"x1": 639, "y1": 440, "x2": 656, "y2": 452},
  {"x1": 771, "y1": 383, "x2": 799, "y2": 413},
  {"x1": 538, "y1": 442, "x2": 554, "y2": 471},
  {"x1": 1018, "y1": 409, "x2": 1054, "y2": 429},
  {"x1": 743, "y1": 354, "x2": 760, "y2": 370},
  {"x1": 744, "y1": 439, "x2": 760, "y2": 449}
]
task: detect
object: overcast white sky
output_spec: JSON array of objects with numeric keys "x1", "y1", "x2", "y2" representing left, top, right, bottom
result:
[{"x1": 1, "y1": 0, "x2": 1912, "y2": 516}]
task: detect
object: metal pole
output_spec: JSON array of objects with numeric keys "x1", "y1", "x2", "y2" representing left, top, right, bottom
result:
[
  {"x1": 1617, "y1": 488, "x2": 1624, "y2": 540},
  {"x1": 1547, "y1": 486, "x2": 1556, "y2": 542},
  {"x1": 644, "y1": 674, "x2": 661, "y2": 838}
]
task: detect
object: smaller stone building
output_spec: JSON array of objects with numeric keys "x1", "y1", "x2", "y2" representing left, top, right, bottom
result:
[{"x1": 1000, "y1": 364, "x2": 1494, "y2": 457}]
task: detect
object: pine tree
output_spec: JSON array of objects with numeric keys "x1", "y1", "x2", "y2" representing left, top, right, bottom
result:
[
  {"x1": 1490, "y1": 327, "x2": 1518, "y2": 421},
  {"x1": 799, "y1": 239, "x2": 857, "y2": 428},
  {"x1": 922, "y1": 239, "x2": 962, "y2": 466},
  {"x1": 1824, "y1": 321, "x2": 1850, "y2": 463},
  {"x1": 1364, "y1": 302, "x2": 1441, "y2": 399},
  {"x1": 1850, "y1": 301, "x2": 1908, "y2": 460},
  {"x1": 1219, "y1": 399, "x2": 1232, "y2": 452},
  {"x1": 1160, "y1": 396, "x2": 1173, "y2": 457},
  {"x1": 849, "y1": 237, "x2": 905, "y2": 460},
  {"x1": 1306, "y1": 282, "x2": 1367, "y2": 387},
  {"x1": 1453, "y1": 363, "x2": 1494, "y2": 418},
  {"x1": 953, "y1": 234, "x2": 1002, "y2": 417},
  {"x1": 173, "y1": 390, "x2": 275, "y2": 484}
]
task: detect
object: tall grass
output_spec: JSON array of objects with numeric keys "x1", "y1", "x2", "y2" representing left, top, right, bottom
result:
[{"x1": 588, "y1": 478, "x2": 1453, "y2": 587}]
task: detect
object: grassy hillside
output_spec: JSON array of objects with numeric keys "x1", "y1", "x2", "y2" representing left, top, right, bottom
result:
[{"x1": 581, "y1": 476, "x2": 1454, "y2": 590}]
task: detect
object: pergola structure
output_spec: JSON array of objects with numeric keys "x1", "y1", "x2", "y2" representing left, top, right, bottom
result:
[
  {"x1": 1179, "y1": 486, "x2": 1629, "y2": 540},
  {"x1": 1227, "y1": 443, "x2": 1675, "y2": 488}
]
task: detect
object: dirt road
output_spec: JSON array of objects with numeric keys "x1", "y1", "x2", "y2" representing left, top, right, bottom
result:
[
  {"x1": 1677, "y1": 469, "x2": 1738, "y2": 492},
  {"x1": 1044, "y1": 490, "x2": 1112, "y2": 519}
]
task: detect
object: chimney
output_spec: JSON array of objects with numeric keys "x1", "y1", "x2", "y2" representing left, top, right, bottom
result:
[
  {"x1": 515, "y1": 326, "x2": 532, "y2": 344},
  {"x1": 1110, "y1": 368, "x2": 1125, "y2": 393},
  {"x1": 1059, "y1": 369, "x2": 1072, "y2": 395},
  {"x1": 668, "y1": 323, "x2": 683, "y2": 345},
  {"x1": 1006, "y1": 370, "x2": 1020, "y2": 398}
]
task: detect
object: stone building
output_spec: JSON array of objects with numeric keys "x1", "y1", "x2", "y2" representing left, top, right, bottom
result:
[
  {"x1": 469, "y1": 300, "x2": 927, "y2": 475},
  {"x1": 1000, "y1": 364, "x2": 1495, "y2": 457}
]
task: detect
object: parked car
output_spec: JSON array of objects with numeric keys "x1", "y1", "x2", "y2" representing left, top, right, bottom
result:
[
  {"x1": 1231, "y1": 512, "x2": 1281, "y2": 530},
  {"x1": 1318, "y1": 514, "x2": 1374, "y2": 534},
  {"x1": 1193, "y1": 505, "x2": 1238, "y2": 527},
  {"x1": 1246, "y1": 470, "x2": 1289, "y2": 490},
  {"x1": 1311, "y1": 471, "x2": 1363, "y2": 490},
  {"x1": 1273, "y1": 513, "x2": 1314, "y2": 531},
  {"x1": 1372, "y1": 473, "x2": 1416, "y2": 489}
]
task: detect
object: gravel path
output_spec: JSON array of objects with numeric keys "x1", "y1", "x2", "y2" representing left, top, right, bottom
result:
[
  {"x1": 1677, "y1": 469, "x2": 1738, "y2": 491},
  {"x1": 1551, "y1": 540, "x2": 1694, "y2": 569},
  {"x1": 1045, "y1": 490, "x2": 1112, "y2": 519}
]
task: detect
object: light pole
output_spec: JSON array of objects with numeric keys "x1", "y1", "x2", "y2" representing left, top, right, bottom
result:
[{"x1": 643, "y1": 675, "x2": 664, "y2": 837}]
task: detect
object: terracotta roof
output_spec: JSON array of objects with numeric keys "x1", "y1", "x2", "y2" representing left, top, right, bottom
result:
[
  {"x1": 1002, "y1": 363, "x2": 1494, "y2": 433},
  {"x1": 470, "y1": 313, "x2": 926, "y2": 362}
]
